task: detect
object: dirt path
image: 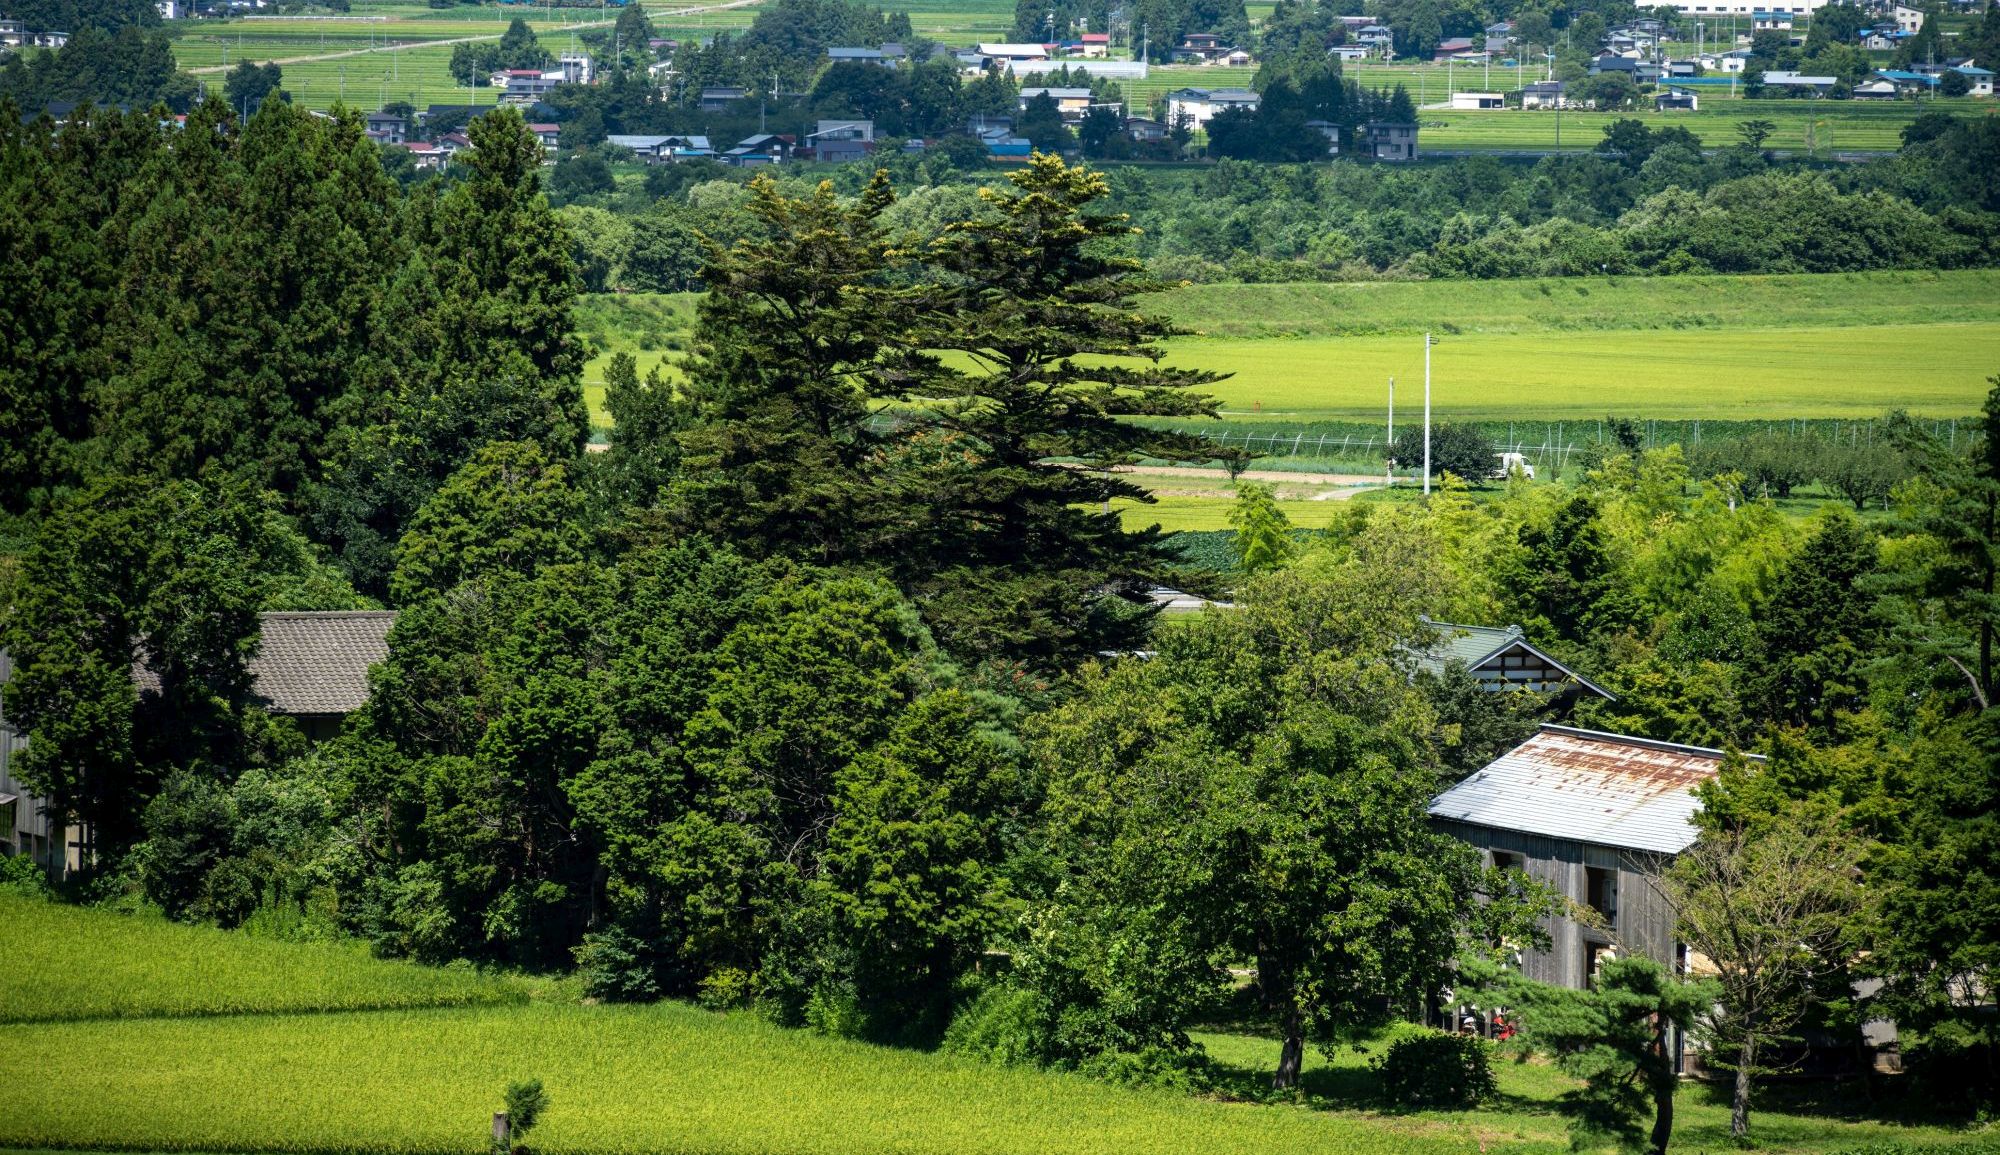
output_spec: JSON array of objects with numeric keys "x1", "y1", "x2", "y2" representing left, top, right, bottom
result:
[
  {"x1": 1109, "y1": 464, "x2": 1388, "y2": 487},
  {"x1": 189, "y1": 0, "x2": 760, "y2": 74}
]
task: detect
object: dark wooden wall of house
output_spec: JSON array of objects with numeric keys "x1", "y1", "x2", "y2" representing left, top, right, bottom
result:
[{"x1": 1435, "y1": 818, "x2": 1680, "y2": 990}]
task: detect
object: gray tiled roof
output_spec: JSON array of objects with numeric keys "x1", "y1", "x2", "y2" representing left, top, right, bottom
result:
[
  {"x1": 133, "y1": 611, "x2": 395, "y2": 716},
  {"x1": 1415, "y1": 621, "x2": 1525, "y2": 671},
  {"x1": 249, "y1": 611, "x2": 395, "y2": 715},
  {"x1": 1412, "y1": 620, "x2": 1614, "y2": 700}
]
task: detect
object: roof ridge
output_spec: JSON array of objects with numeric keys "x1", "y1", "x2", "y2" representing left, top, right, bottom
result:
[
  {"x1": 1536, "y1": 723, "x2": 1765, "y2": 762},
  {"x1": 258, "y1": 610, "x2": 397, "y2": 620}
]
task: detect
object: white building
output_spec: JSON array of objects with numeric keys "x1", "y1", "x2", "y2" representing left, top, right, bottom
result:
[
  {"x1": 1893, "y1": 4, "x2": 1924, "y2": 34},
  {"x1": 1667, "y1": 0, "x2": 1831, "y2": 19},
  {"x1": 1164, "y1": 87, "x2": 1260, "y2": 127},
  {"x1": 976, "y1": 42, "x2": 1051, "y2": 65},
  {"x1": 1449, "y1": 91, "x2": 1505, "y2": 109}
]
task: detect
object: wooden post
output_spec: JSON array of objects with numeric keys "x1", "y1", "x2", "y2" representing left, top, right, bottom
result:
[{"x1": 493, "y1": 1111, "x2": 510, "y2": 1149}]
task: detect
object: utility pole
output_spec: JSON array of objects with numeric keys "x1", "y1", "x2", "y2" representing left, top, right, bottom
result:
[
  {"x1": 1386, "y1": 376, "x2": 1395, "y2": 486},
  {"x1": 1423, "y1": 333, "x2": 1435, "y2": 495}
]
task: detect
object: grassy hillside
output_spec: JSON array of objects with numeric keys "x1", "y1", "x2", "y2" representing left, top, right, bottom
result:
[{"x1": 0, "y1": 892, "x2": 526, "y2": 1022}]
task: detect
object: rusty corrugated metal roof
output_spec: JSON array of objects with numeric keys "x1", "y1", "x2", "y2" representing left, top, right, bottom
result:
[{"x1": 1427, "y1": 724, "x2": 1756, "y2": 854}]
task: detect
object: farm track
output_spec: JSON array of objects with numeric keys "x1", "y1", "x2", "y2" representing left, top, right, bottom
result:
[
  {"x1": 1111, "y1": 464, "x2": 1382, "y2": 486},
  {"x1": 187, "y1": 0, "x2": 761, "y2": 74}
]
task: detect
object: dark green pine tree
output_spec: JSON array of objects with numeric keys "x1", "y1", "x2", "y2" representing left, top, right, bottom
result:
[
  {"x1": 884, "y1": 153, "x2": 1233, "y2": 666},
  {"x1": 315, "y1": 108, "x2": 586, "y2": 594},
  {"x1": 0, "y1": 105, "x2": 155, "y2": 513},
  {"x1": 110, "y1": 100, "x2": 398, "y2": 498},
  {"x1": 668, "y1": 171, "x2": 908, "y2": 564}
]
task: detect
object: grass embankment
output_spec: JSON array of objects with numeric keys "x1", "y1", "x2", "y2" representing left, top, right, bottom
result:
[
  {"x1": 0, "y1": 893, "x2": 1987, "y2": 1154},
  {"x1": 0, "y1": 892, "x2": 526, "y2": 1022},
  {"x1": 578, "y1": 271, "x2": 2000, "y2": 426}
]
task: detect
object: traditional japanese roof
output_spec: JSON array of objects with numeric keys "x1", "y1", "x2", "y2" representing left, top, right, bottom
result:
[
  {"x1": 1410, "y1": 621, "x2": 1614, "y2": 700},
  {"x1": 1428, "y1": 725, "x2": 1756, "y2": 854},
  {"x1": 246, "y1": 612, "x2": 395, "y2": 715},
  {"x1": 133, "y1": 611, "x2": 395, "y2": 717}
]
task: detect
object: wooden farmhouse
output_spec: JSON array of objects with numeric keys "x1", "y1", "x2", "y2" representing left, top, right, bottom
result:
[
  {"x1": 1428, "y1": 724, "x2": 1753, "y2": 989},
  {"x1": 1411, "y1": 620, "x2": 1614, "y2": 703},
  {"x1": 5, "y1": 611, "x2": 399, "y2": 877}
]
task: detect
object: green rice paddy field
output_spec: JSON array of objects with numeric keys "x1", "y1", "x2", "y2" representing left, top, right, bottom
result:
[
  {"x1": 578, "y1": 270, "x2": 2000, "y2": 426},
  {"x1": 0, "y1": 891, "x2": 1986, "y2": 1155}
]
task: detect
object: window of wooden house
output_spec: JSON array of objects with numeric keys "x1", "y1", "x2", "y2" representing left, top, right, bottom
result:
[
  {"x1": 1585, "y1": 866, "x2": 1618, "y2": 924},
  {"x1": 1490, "y1": 850, "x2": 1523, "y2": 873}
]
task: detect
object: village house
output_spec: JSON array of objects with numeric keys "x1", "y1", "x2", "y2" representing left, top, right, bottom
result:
[
  {"x1": 1363, "y1": 119, "x2": 1419, "y2": 161},
  {"x1": 1520, "y1": 79, "x2": 1568, "y2": 108},
  {"x1": 1761, "y1": 70, "x2": 1838, "y2": 94},
  {"x1": 1449, "y1": 91, "x2": 1506, "y2": 109},
  {"x1": 1433, "y1": 36, "x2": 1478, "y2": 62},
  {"x1": 698, "y1": 86, "x2": 747, "y2": 111},
  {"x1": 1656, "y1": 86, "x2": 1699, "y2": 110},
  {"x1": 0, "y1": 652, "x2": 60, "y2": 875},
  {"x1": 4, "y1": 611, "x2": 398, "y2": 878},
  {"x1": 1124, "y1": 116, "x2": 1168, "y2": 142},
  {"x1": 1076, "y1": 32, "x2": 1109, "y2": 57},
  {"x1": 1172, "y1": 32, "x2": 1231, "y2": 63},
  {"x1": 826, "y1": 45, "x2": 893, "y2": 67},
  {"x1": 1411, "y1": 621, "x2": 1615, "y2": 703},
  {"x1": 724, "y1": 133, "x2": 793, "y2": 164},
  {"x1": 526, "y1": 122, "x2": 560, "y2": 152},
  {"x1": 1303, "y1": 118, "x2": 1342, "y2": 154},
  {"x1": 1871, "y1": 69, "x2": 1937, "y2": 95},
  {"x1": 1164, "y1": 86, "x2": 1260, "y2": 126},
  {"x1": 364, "y1": 111, "x2": 408, "y2": 143},
  {"x1": 1428, "y1": 725, "x2": 1753, "y2": 989},
  {"x1": 805, "y1": 119, "x2": 874, "y2": 162},
  {"x1": 1018, "y1": 86, "x2": 1096, "y2": 119},
  {"x1": 400, "y1": 141, "x2": 449, "y2": 171},
  {"x1": 975, "y1": 42, "x2": 1052, "y2": 68}
]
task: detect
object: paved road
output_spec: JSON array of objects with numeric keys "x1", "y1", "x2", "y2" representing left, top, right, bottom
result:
[{"x1": 189, "y1": 0, "x2": 760, "y2": 75}]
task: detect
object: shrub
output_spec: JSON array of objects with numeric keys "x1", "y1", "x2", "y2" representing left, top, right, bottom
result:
[
  {"x1": 574, "y1": 926, "x2": 662, "y2": 1003},
  {"x1": 0, "y1": 854, "x2": 52, "y2": 897},
  {"x1": 1372, "y1": 1032, "x2": 1496, "y2": 1109},
  {"x1": 499, "y1": 1077, "x2": 550, "y2": 1154},
  {"x1": 941, "y1": 983, "x2": 1050, "y2": 1067}
]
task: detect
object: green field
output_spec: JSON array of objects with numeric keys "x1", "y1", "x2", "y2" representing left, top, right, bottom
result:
[
  {"x1": 0, "y1": 892, "x2": 526, "y2": 1021},
  {"x1": 1169, "y1": 322, "x2": 2000, "y2": 421},
  {"x1": 578, "y1": 271, "x2": 2000, "y2": 427},
  {"x1": 1421, "y1": 99, "x2": 1998, "y2": 154},
  {"x1": 169, "y1": 0, "x2": 764, "y2": 110},
  {"x1": 0, "y1": 893, "x2": 1985, "y2": 1155},
  {"x1": 1116, "y1": 62, "x2": 1981, "y2": 151}
]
